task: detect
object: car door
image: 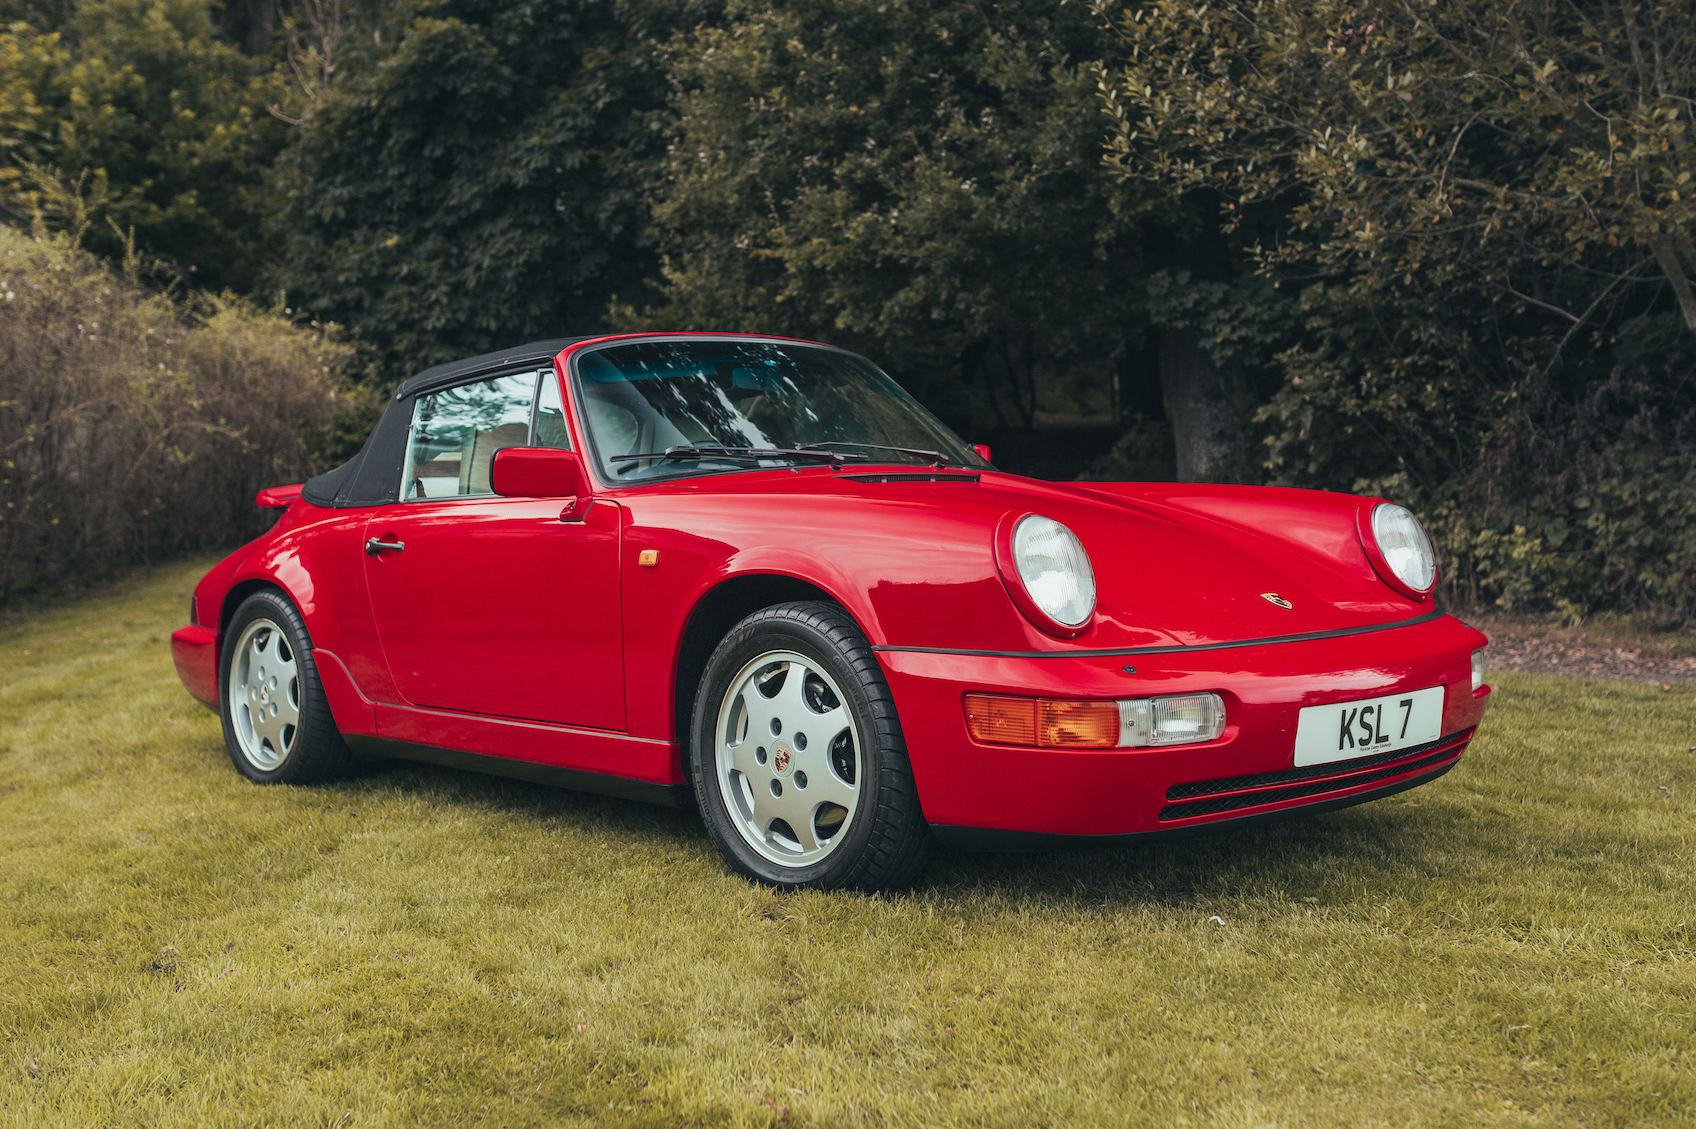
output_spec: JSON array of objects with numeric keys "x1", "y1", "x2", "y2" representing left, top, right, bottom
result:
[{"x1": 363, "y1": 367, "x2": 625, "y2": 731}]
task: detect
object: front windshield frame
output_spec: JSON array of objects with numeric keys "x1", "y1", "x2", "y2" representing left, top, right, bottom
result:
[{"x1": 566, "y1": 335, "x2": 988, "y2": 488}]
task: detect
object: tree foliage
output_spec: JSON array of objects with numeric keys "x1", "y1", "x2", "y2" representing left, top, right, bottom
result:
[
  {"x1": 269, "y1": 0, "x2": 696, "y2": 377},
  {"x1": 1098, "y1": 0, "x2": 1696, "y2": 339},
  {"x1": 1097, "y1": 0, "x2": 1696, "y2": 615},
  {"x1": 643, "y1": 0, "x2": 1163, "y2": 433},
  {"x1": 7, "y1": 0, "x2": 1696, "y2": 615},
  {"x1": 0, "y1": 0, "x2": 286, "y2": 291}
]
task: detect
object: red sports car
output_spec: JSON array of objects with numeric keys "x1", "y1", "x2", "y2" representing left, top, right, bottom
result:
[{"x1": 172, "y1": 333, "x2": 1491, "y2": 890}]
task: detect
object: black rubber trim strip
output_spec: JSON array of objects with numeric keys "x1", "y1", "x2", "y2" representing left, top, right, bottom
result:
[
  {"x1": 344, "y1": 735, "x2": 693, "y2": 809},
  {"x1": 928, "y1": 760, "x2": 1457, "y2": 851},
  {"x1": 874, "y1": 607, "x2": 1445, "y2": 659}
]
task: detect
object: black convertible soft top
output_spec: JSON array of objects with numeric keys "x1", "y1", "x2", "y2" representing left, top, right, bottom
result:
[{"x1": 301, "y1": 338, "x2": 592, "y2": 508}]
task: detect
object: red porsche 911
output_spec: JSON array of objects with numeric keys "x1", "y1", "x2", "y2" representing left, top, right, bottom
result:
[{"x1": 171, "y1": 333, "x2": 1491, "y2": 890}]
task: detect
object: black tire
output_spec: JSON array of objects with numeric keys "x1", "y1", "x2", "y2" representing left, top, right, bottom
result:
[
  {"x1": 218, "y1": 589, "x2": 354, "y2": 785},
  {"x1": 690, "y1": 601, "x2": 933, "y2": 891}
]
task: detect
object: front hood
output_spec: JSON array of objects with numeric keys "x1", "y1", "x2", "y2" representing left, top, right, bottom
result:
[
  {"x1": 992, "y1": 477, "x2": 1424, "y2": 647},
  {"x1": 613, "y1": 467, "x2": 1428, "y2": 655}
]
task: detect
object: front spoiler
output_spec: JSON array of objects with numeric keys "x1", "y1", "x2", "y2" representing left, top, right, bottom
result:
[{"x1": 930, "y1": 758, "x2": 1458, "y2": 851}]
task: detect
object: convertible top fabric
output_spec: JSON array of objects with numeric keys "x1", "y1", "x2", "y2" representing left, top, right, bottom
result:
[
  {"x1": 301, "y1": 338, "x2": 592, "y2": 508},
  {"x1": 394, "y1": 338, "x2": 591, "y2": 400}
]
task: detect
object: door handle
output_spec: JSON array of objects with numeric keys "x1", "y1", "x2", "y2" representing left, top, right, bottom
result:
[{"x1": 365, "y1": 538, "x2": 406, "y2": 556}]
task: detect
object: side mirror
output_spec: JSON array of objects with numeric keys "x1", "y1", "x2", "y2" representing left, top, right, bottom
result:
[
  {"x1": 973, "y1": 443, "x2": 993, "y2": 465},
  {"x1": 491, "y1": 448, "x2": 590, "y2": 520}
]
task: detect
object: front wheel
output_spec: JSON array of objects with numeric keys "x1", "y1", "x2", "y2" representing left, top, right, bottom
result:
[{"x1": 691, "y1": 601, "x2": 932, "y2": 891}]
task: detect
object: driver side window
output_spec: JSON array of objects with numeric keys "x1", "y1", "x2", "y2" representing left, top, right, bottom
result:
[{"x1": 401, "y1": 372, "x2": 541, "y2": 500}]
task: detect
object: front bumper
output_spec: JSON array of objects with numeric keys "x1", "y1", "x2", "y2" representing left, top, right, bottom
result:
[{"x1": 877, "y1": 612, "x2": 1490, "y2": 842}]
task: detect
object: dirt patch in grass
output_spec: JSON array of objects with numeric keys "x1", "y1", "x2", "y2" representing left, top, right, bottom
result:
[
  {"x1": 2, "y1": 563, "x2": 1694, "y2": 1125},
  {"x1": 1475, "y1": 611, "x2": 1696, "y2": 684}
]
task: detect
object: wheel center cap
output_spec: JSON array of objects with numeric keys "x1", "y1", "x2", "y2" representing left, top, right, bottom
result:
[
  {"x1": 772, "y1": 743, "x2": 792, "y2": 775},
  {"x1": 258, "y1": 685, "x2": 270, "y2": 705}
]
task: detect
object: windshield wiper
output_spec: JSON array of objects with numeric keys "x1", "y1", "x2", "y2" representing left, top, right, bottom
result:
[
  {"x1": 796, "y1": 441, "x2": 958, "y2": 468},
  {"x1": 610, "y1": 444, "x2": 870, "y2": 474}
]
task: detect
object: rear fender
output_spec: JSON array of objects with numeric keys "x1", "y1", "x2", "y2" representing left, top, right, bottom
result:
[{"x1": 203, "y1": 505, "x2": 397, "y2": 726}]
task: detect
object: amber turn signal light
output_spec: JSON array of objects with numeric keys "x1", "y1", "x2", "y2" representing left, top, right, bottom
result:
[
  {"x1": 964, "y1": 694, "x2": 1118, "y2": 749},
  {"x1": 963, "y1": 693, "x2": 1036, "y2": 746},
  {"x1": 1036, "y1": 699, "x2": 1120, "y2": 748}
]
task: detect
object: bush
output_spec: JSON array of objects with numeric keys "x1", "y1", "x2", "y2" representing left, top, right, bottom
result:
[
  {"x1": 1340, "y1": 337, "x2": 1696, "y2": 621},
  {"x1": 0, "y1": 222, "x2": 374, "y2": 600}
]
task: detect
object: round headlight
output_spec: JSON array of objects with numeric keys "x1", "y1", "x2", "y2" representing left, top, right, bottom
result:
[
  {"x1": 1012, "y1": 515, "x2": 1096, "y2": 628},
  {"x1": 1371, "y1": 503, "x2": 1436, "y2": 593}
]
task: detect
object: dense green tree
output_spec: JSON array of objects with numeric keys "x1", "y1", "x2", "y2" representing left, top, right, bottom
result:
[
  {"x1": 0, "y1": 0, "x2": 75, "y2": 32},
  {"x1": 0, "y1": 0, "x2": 287, "y2": 291},
  {"x1": 1096, "y1": 0, "x2": 1696, "y2": 612},
  {"x1": 641, "y1": 0, "x2": 1168, "y2": 437},
  {"x1": 1098, "y1": 0, "x2": 1696, "y2": 341},
  {"x1": 1095, "y1": 0, "x2": 1696, "y2": 478},
  {"x1": 269, "y1": 0, "x2": 698, "y2": 378}
]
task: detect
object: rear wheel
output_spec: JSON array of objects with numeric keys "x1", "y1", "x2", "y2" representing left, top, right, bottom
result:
[
  {"x1": 691, "y1": 601, "x2": 932, "y2": 890},
  {"x1": 219, "y1": 589, "x2": 354, "y2": 784}
]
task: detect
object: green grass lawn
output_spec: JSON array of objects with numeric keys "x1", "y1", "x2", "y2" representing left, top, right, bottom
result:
[{"x1": 3, "y1": 562, "x2": 1694, "y2": 1127}]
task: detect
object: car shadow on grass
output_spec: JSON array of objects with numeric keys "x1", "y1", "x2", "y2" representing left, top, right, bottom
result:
[
  {"x1": 340, "y1": 755, "x2": 1473, "y2": 911},
  {"x1": 342, "y1": 755, "x2": 708, "y2": 839},
  {"x1": 920, "y1": 801, "x2": 1466, "y2": 910}
]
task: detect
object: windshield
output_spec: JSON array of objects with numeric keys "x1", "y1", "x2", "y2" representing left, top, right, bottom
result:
[{"x1": 571, "y1": 339, "x2": 987, "y2": 483}]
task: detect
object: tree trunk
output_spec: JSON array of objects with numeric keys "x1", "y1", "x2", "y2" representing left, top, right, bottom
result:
[
  {"x1": 1158, "y1": 326, "x2": 1245, "y2": 482},
  {"x1": 1649, "y1": 236, "x2": 1696, "y2": 337}
]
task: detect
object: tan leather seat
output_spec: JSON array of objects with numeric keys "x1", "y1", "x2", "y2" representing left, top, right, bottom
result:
[{"x1": 461, "y1": 422, "x2": 530, "y2": 494}]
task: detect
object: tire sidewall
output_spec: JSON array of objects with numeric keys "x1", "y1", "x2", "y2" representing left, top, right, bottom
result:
[
  {"x1": 218, "y1": 590, "x2": 321, "y2": 785},
  {"x1": 692, "y1": 611, "x2": 893, "y2": 889}
]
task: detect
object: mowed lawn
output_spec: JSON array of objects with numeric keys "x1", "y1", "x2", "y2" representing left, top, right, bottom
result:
[{"x1": 2, "y1": 564, "x2": 1694, "y2": 1127}]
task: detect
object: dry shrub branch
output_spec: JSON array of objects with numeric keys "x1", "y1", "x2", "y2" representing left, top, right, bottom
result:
[{"x1": 0, "y1": 222, "x2": 373, "y2": 600}]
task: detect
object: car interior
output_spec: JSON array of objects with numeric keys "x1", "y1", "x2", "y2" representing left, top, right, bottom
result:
[{"x1": 402, "y1": 370, "x2": 569, "y2": 499}]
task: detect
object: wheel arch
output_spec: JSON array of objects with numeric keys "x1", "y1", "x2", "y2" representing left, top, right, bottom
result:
[
  {"x1": 672, "y1": 572, "x2": 860, "y2": 779},
  {"x1": 219, "y1": 578, "x2": 290, "y2": 640}
]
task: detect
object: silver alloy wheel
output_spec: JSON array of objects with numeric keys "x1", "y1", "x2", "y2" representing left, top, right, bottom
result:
[
  {"x1": 713, "y1": 649, "x2": 861, "y2": 867},
  {"x1": 227, "y1": 617, "x2": 301, "y2": 771}
]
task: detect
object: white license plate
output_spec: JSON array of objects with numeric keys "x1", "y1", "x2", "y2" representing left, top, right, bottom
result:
[{"x1": 1293, "y1": 686, "x2": 1444, "y2": 767}]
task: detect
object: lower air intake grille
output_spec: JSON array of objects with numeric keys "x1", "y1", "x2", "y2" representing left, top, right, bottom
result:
[
  {"x1": 1158, "y1": 743, "x2": 1464, "y2": 822},
  {"x1": 1166, "y1": 732, "x2": 1467, "y2": 800}
]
